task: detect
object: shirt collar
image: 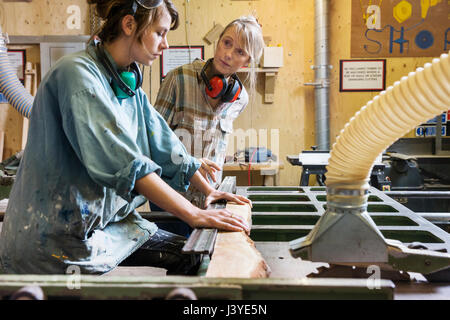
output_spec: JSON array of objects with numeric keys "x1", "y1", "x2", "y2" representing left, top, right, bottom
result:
[
  {"x1": 86, "y1": 39, "x2": 122, "y2": 83},
  {"x1": 193, "y1": 58, "x2": 206, "y2": 83}
]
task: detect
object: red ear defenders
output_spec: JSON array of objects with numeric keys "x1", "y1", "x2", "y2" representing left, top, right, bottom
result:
[{"x1": 200, "y1": 59, "x2": 242, "y2": 103}]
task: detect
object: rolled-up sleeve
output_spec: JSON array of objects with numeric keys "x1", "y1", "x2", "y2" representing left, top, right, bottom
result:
[
  {"x1": 61, "y1": 87, "x2": 162, "y2": 202},
  {"x1": 142, "y1": 96, "x2": 200, "y2": 192}
]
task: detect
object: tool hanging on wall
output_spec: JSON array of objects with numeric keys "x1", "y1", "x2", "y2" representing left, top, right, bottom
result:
[{"x1": 24, "y1": 62, "x2": 36, "y2": 96}]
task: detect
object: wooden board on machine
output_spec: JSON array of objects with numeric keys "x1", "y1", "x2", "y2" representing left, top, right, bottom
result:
[{"x1": 205, "y1": 203, "x2": 271, "y2": 278}]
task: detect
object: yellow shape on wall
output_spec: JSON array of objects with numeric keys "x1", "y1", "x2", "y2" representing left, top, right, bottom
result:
[
  {"x1": 421, "y1": 0, "x2": 442, "y2": 19},
  {"x1": 393, "y1": 0, "x2": 413, "y2": 23}
]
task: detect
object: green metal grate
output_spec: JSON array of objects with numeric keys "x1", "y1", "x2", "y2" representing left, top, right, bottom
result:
[{"x1": 238, "y1": 186, "x2": 450, "y2": 253}]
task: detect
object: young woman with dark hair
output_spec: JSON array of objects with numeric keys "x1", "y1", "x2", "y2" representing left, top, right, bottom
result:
[{"x1": 0, "y1": 0, "x2": 250, "y2": 275}]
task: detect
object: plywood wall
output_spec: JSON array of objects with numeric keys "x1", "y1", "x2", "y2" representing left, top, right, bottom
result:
[
  {"x1": 0, "y1": 0, "x2": 441, "y2": 184},
  {"x1": 329, "y1": 0, "x2": 435, "y2": 143},
  {"x1": 0, "y1": 0, "x2": 89, "y2": 159},
  {"x1": 0, "y1": 0, "x2": 90, "y2": 35},
  {"x1": 0, "y1": 43, "x2": 41, "y2": 159}
]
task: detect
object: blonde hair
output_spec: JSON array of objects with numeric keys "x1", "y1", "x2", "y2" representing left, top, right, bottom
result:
[{"x1": 219, "y1": 15, "x2": 265, "y2": 97}]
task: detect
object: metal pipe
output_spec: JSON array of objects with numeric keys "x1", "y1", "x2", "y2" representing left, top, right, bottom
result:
[
  {"x1": 417, "y1": 212, "x2": 450, "y2": 222},
  {"x1": 313, "y1": 0, "x2": 330, "y2": 151}
]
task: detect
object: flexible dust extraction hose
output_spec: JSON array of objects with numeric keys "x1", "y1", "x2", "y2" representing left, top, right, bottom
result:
[
  {"x1": 290, "y1": 52, "x2": 450, "y2": 267},
  {"x1": 326, "y1": 53, "x2": 450, "y2": 189},
  {"x1": 0, "y1": 27, "x2": 33, "y2": 119}
]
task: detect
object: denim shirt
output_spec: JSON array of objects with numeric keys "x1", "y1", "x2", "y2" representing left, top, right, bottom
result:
[{"x1": 0, "y1": 41, "x2": 200, "y2": 274}]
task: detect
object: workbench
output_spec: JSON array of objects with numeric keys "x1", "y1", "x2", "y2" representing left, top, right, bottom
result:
[
  {"x1": 287, "y1": 153, "x2": 389, "y2": 189},
  {"x1": 222, "y1": 161, "x2": 284, "y2": 186}
]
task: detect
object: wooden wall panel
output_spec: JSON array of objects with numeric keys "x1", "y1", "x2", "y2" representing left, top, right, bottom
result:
[
  {"x1": 0, "y1": 104, "x2": 23, "y2": 159},
  {"x1": 0, "y1": 44, "x2": 40, "y2": 158},
  {"x1": 0, "y1": 0, "x2": 441, "y2": 185},
  {"x1": 0, "y1": 0, "x2": 90, "y2": 35},
  {"x1": 329, "y1": 0, "x2": 438, "y2": 146},
  {"x1": 0, "y1": 0, "x2": 89, "y2": 158},
  {"x1": 351, "y1": 0, "x2": 449, "y2": 58}
]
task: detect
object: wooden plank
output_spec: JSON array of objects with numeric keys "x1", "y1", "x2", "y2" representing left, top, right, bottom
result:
[
  {"x1": 203, "y1": 23, "x2": 224, "y2": 45},
  {"x1": 205, "y1": 203, "x2": 271, "y2": 278},
  {"x1": 223, "y1": 161, "x2": 284, "y2": 171},
  {"x1": 0, "y1": 199, "x2": 7, "y2": 214}
]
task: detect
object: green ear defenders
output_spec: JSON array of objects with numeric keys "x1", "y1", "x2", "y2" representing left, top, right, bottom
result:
[
  {"x1": 92, "y1": 0, "x2": 164, "y2": 99},
  {"x1": 95, "y1": 41, "x2": 143, "y2": 99}
]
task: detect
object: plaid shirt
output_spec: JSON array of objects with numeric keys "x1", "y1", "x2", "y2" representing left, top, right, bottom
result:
[{"x1": 154, "y1": 59, "x2": 249, "y2": 198}]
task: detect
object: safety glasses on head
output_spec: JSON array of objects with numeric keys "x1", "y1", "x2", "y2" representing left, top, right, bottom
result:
[
  {"x1": 135, "y1": 0, "x2": 164, "y2": 9},
  {"x1": 131, "y1": 0, "x2": 163, "y2": 15}
]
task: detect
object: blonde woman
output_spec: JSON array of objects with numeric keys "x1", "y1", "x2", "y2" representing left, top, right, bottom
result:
[
  {"x1": 0, "y1": 0, "x2": 250, "y2": 275},
  {"x1": 154, "y1": 16, "x2": 264, "y2": 235}
]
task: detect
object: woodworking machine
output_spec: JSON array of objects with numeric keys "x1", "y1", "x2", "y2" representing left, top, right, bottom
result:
[
  {"x1": 0, "y1": 177, "x2": 398, "y2": 300},
  {"x1": 238, "y1": 185, "x2": 450, "y2": 282},
  {"x1": 2, "y1": 177, "x2": 450, "y2": 299}
]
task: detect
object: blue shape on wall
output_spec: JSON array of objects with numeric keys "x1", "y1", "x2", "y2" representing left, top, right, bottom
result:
[
  {"x1": 445, "y1": 28, "x2": 450, "y2": 51},
  {"x1": 415, "y1": 30, "x2": 434, "y2": 49},
  {"x1": 390, "y1": 26, "x2": 408, "y2": 54}
]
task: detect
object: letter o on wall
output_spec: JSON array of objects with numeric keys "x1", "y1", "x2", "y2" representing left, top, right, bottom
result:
[{"x1": 415, "y1": 30, "x2": 434, "y2": 49}]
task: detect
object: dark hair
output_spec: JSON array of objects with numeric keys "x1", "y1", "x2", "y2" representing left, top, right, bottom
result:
[{"x1": 87, "y1": 0, "x2": 179, "y2": 43}]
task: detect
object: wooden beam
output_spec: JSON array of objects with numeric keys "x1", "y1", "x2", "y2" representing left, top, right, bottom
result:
[
  {"x1": 203, "y1": 24, "x2": 224, "y2": 45},
  {"x1": 222, "y1": 161, "x2": 284, "y2": 172},
  {"x1": 205, "y1": 203, "x2": 271, "y2": 278}
]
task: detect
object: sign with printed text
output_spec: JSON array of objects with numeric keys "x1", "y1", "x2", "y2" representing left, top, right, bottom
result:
[
  {"x1": 160, "y1": 46, "x2": 204, "y2": 80},
  {"x1": 415, "y1": 125, "x2": 447, "y2": 137},
  {"x1": 7, "y1": 49, "x2": 26, "y2": 82},
  {"x1": 340, "y1": 59, "x2": 386, "y2": 91},
  {"x1": 425, "y1": 112, "x2": 447, "y2": 124},
  {"x1": 351, "y1": 0, "x2": 450, "y2": 57}
]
